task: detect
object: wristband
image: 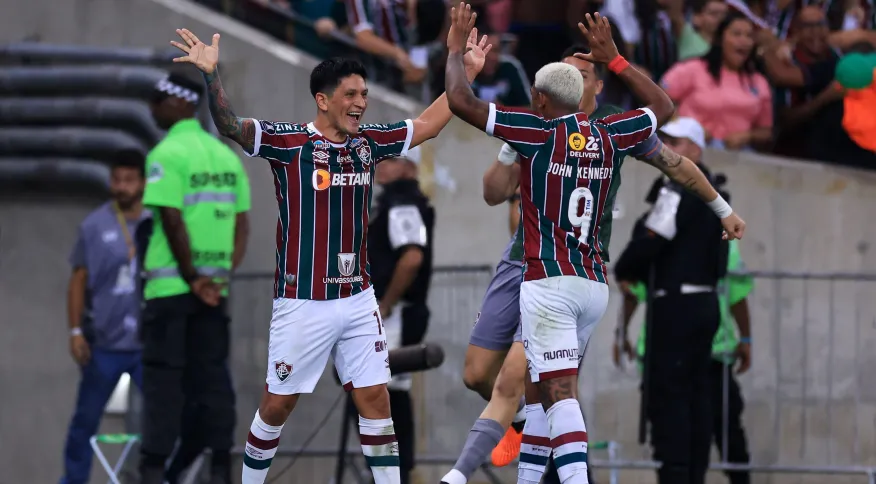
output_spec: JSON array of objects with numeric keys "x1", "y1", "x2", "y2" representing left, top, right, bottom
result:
[
  {"x1": 497, "y1": 143, "x2": 518, "y2": 165},
  {"x1": 70, "y1": 327, "x2": 83, "y2": 337},
  {"x1": 608, "y1": 55, "x2": 630, "y2": 75},
  {"x1": 707, "y1": 194, "x2": 733, "y2": 219},
  {"x1": 739, "y1": 337, "x2": 752, "y2": 344}
]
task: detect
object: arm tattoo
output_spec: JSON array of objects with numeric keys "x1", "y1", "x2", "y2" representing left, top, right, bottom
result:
[
  {"x1": 537, "y1": 376, "x2": 578, "y2": 408},
  {"x1": 204, "y1": 70, "x2": 255, "y2": 153},
  {"x1": 651, "y1": 144, "x2": 684, "y2": 169}
]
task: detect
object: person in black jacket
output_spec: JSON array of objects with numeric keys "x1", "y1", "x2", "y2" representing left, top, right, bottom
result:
[
  {"x1": 614, "y1": 117, "x2": 730, "y2": 484},
  {"x1": 350, "y1": 145, "x2": 435, "y2": 484}
]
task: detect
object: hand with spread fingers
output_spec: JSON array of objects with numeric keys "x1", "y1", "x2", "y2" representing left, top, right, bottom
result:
[
  {"x1": 574, "y1": 13, "x2": 621, "y2": 65},
  {"x1": 447, "y1": 2, "x2": 478, "y2": 55},
  {"x1": 463, "y1": 27, "x2": 493, "y2": 80},
  {"x1": 170, "y1": 28, "x2": 221, "y2": 75}
]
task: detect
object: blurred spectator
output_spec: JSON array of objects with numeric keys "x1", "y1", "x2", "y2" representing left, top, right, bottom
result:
[
  {"x1": 414, "y1": 0, "x2": 449, "y2": 44},
  {"x1": 470, "y1": 32, "x2": 531, "y2": 106},
  {"x1": 289, "y1": 0, "x2": 343, "y2": 58},
  {"x1": 507, "y1": 0, "x2": 576, "y2": 82},
  {"x1": 677, "y1": 0, "x2": 729, "y2": 60},
  {"x1": 661, "y1": 12, "x2": 773, "y2": 150},
  {"x1": 765, "y1": 6, "x2": 876, "y2": 165},
  {"x1": 344, "y1": 0, "x2": 426, "y2": 89},
  {"x1": 632, "y1": 0, "x2": 682, "y2": 81},
  {"x1": 61, "y1": 151, "x2": 148, "y2": 484},
  {"x1": 486, "y1": 0, "x2": 513, "y2": 33},
  {"x1": 837, "y1": 49, "x2": 876, "y2": 157}
]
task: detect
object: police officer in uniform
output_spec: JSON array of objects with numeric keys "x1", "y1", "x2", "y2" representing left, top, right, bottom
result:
[
  {"x1": 356, "y1": 145, "x2": 435, "y2": 484},
  {"x1": 614, "y1": 117, "x2": 730, "y2": 484}
]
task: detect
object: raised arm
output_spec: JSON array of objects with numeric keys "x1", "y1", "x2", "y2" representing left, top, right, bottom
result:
[
  {"x1": 410, "y1": 26, "x2": 491, "y2": 147},
  {"x1": 640, "y1": 144, "x2": 746, "y2": 239},
  {"x1": 445, "y1": 3, "x2": 492, "y2": 130},
  {"x1": 204, "y1": 70, "x2": 255, "y2": 153},
  {"x1": 170, "y1": 29, "x2": 255, "y2": 153},
  {"x1": 574, "y1": 14, "x2": 675, "y2": 126}
]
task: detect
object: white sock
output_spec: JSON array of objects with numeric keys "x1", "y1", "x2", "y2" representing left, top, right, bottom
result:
[
  {"x1": 546, "y1": 399, "x2": 589, "y2": 483},
  {"x1": 242, "y1": 410, "x2": 283, "y2": 484},
  {"x1": 359, "y1": 416, "x2": 401, "y2": 484},
  {"x1": 441, "y1": 468, "x2": 468, "y2": 484},
  {"x1": 518, "y1": 404, "x2": 550, "y2": 484}
]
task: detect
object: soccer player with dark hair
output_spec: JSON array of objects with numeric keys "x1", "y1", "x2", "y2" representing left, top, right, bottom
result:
[
  {"x1": 168, "y1": 18, "x2": 490, "y2": 484},
  {"x1": 443, "y1": 7, "x2": 746, "y2": 484}
]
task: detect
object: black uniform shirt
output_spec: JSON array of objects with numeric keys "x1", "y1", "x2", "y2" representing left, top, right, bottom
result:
[
  {"x1": 368, "y1": 179, "x2": 435, "y2": 305},
  {"x1": 615, "y1": 175, "x2": 727, "y2": 291}
]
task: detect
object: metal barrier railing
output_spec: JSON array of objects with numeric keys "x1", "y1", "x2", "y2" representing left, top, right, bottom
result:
[
  {"x1": 583, "y1": 270, "x2": 876, "y2": 484},
  {"x1": 227, "y1": 267, "x2": 876, "y2": 483}
]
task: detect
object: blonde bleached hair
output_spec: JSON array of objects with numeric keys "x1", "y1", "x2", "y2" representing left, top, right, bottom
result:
[{"x1": 533, "y1": 62, "x2": 584, "y2": 109}]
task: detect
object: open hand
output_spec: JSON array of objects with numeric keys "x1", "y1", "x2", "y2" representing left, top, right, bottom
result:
[
  {"x1": 447, "y1": 2, "x2": 477, "y2": 55},
  {"x1": 463, "y1": 27, "x2": 493, "y2": 80},
  {"x1": 721, "y1": 212, "x2": 746, "y2": 240},
  {"x1": 171, "y1": 28, "x2": 220, "y2": 74},
  {"x1": 574, "y1": 13, "x2": 620, "y2": 65}
]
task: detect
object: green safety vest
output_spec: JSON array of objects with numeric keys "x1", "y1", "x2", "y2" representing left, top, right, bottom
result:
[
  {"x1": 630, "y1": 239, "x2": 753, "y2": 368},
  {"x1": 142, "y1": 119, "x2": 252, "y2": 300}
]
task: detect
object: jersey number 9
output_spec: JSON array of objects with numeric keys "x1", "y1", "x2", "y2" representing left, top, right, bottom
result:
[{"x1": 568, "y1": 187, "x2": 594, "y2": 246}]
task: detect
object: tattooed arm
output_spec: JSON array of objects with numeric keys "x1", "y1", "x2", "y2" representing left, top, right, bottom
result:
[
  {"x1": 637, "y1": 145, "x2": 720, "y2": 204},
  {"x1": 204, "y1": 70, "x2": 255, "y2": 154},
  {"x1": 168, "y1": 29, "x2": 255, "y2": 152}
]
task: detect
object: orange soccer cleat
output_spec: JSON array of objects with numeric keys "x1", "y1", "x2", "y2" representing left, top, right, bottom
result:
[{"x1": 491, "y1": 426, "x2": 523, "y2": 467}]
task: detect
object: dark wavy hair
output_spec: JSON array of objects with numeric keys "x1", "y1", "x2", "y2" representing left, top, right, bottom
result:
[{"x1": 701, "y1": 11, "x2": 760, "y2": 84}]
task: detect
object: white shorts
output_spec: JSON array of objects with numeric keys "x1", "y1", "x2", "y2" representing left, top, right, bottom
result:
[
  {"x1": 266, "y1": 287, "x2": 391, "y2": 395},
  {"x1": 520, "y1": 276, "x2": 609, "y2": 383}
]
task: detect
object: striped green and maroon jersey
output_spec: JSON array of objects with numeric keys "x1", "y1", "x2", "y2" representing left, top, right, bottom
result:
[
  {"x1": 345, "y1": 0, "x2": 410, "y2": 50},
  {"x1": 246, "y1": 118, "x2": 414, "y2": 300},
  {"x1": 485, "y1": 103, "x2": 657, "y2": 283}
]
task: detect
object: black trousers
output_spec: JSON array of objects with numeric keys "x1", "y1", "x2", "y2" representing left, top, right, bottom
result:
[
  {"x1": 139, "y1": 294, "x2": 236, "y2": 465},
  {"x1": 709, "y1": 360, "x2": 751, "y2": 484},
  {"x1": 646, "y1": 293, "x2": 719, "y2": 484}
]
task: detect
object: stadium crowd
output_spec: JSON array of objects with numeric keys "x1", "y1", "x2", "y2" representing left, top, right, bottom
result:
[{"x1": 230, "y1": 0, "x2": 876, "y2": 168}]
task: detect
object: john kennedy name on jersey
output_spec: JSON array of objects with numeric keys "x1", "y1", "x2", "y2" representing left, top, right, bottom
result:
[{"x1": 548, "y1": 162, "x2": 614, "y2": 180}]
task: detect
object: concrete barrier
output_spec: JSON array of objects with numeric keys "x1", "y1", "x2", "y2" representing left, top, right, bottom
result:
[{"x1": 2, "y1": 0, "x2": 876, "y2": 482}]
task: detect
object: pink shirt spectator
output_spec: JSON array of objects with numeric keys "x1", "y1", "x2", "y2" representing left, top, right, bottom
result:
[{"x1": 660, "y1": 58, "x2": 773, "y2": 142}]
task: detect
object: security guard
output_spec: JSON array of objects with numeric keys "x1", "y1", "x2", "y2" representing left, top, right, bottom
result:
[
  {"x1": 367, "y1": 145, "x2": 435, "y2": 484},
  {"x1": 138, "y1": 71, "x2": 251, "y2": 484},
  {"x1": 613, "y1": 117, "x2": 729, "y2": 484},
  {"x1": 620, "y1": 237, "x2": 754, "y2": 484}
]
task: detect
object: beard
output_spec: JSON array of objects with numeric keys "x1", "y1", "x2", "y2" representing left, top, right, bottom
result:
[{"x1": 113, "y1": 193, "x2": 141, "y2": 210}]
